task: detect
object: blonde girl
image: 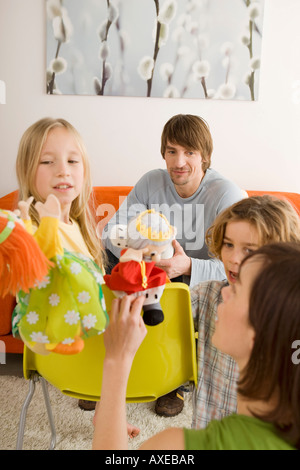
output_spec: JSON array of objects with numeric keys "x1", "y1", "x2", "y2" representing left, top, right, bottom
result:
[
  {"x1": 191, "y1": 195, "x2": 300, "y2": 429},
  {"x1": 15, "y1": 118, "x2": 139, "y2": 436},
  {"x1": 16, "y1": 117, "x2": 104, "y2": 268}
]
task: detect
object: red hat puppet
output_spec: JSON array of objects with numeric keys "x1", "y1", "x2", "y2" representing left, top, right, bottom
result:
[{"x1": 104, "y1": 209, "x2": 176, "y2": 326}]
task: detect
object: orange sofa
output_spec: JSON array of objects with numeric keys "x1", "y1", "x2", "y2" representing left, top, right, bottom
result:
[{"x1": 1, "y1": 187, "x2": 299, "y2": 354}]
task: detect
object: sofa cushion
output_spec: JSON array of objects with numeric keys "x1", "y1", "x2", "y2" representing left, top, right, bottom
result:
[
  {"x1": 91, "y1": 186, "x2": 133, "y2": 236},
  {"x1": 246, "y1": 190, "x2": 300, "y2": 215},
  {"x1": 0, "y1": 190, "x2": 19, "y2": 210},
  {"x1": 0, "y1": 295, "x2": 16, "y2": 335}
]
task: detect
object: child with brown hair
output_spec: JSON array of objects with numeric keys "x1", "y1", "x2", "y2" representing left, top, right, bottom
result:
[
  {"x1": 92, "y1": 241, "x2": 300, "y2": 449},
  {"x1": 191, "y1": 195, "x2": 300, "y2": 429}
]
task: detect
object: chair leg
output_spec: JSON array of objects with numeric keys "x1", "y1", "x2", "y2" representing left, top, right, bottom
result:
[
  {"x1": 16, "y1": 373, "x2": 56, "y2": 450},
  {"x1": 40, "y1": 376, "x2": 56, "y2": 450}
]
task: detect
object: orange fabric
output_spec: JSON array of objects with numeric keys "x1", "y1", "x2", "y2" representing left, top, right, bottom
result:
[
  {"x1": 0, "y1": 333, "x2": 24, "y2": 353},
  {"x1": 246, "y1": 190, "x2": 300, "y2": 215},
  {"x1": 91, "y1": 186, "x2": 133, "y2": 236},
  {"x1": 0, "y1": 186, "x2": 299, "y2": 353},
  {"x1": 104, "y1": 259, "x2": 167, "y2": 293},
  {"x1": 0, "y1": 190, "x2": 19, "y2": 211},
  {"x1": 92, "y1": 186, "x2": 133, "y2": 210},
  {"x1": 0, "y1": 216, "x2": 52, "y2": 297},
  {"x1": 51, "y1": 336, "x2": 85, "y2": 355},
  {"x1": 0, "y1": 294, "x2": 16, "y2": 335}
]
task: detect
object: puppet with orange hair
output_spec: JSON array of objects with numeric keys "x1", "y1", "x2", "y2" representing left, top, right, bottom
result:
[
  {"x1": 1, "y1": 195, "x2": 108, "y2": 356},
  {"x1": 0, "y1": 210, "x2": 50, "y2": 297}
]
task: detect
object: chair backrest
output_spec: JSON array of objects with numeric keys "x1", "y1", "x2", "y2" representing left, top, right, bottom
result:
[{"x1": 23, "y1": 283, "x2": 197, "y2": 402}]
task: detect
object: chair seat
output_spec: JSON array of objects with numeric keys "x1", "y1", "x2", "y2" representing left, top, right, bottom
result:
[{"x1": 23, "y1": 283, "x2": 197, "y2": 402}]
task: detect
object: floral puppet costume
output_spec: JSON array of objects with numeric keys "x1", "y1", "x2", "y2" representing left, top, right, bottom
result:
[
  {"x1": 104, "y1": 209, "x2": 176, "y2": 326},
  {"x1": 12, "y1": 195, "x2": 108, "y2": 355}
]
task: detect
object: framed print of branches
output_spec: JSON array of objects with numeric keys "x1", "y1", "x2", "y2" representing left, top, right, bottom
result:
[{"x1": 46, "y1": 0, "x2": 265, "y2": 100}]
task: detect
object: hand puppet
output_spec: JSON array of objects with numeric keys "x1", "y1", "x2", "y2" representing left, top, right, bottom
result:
[
  {"x1": 0, "y1": 209, "x2": 51, "y2": 297},
  {"x1": 10, "y1": 195, "x2": 108, "y2": 355},
  {"x1": 104, "y1": 209, "x2": 176, "y2": 326}
]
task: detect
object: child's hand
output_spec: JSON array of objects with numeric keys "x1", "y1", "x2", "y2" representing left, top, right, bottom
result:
[
  {"x1": 17, "y1": 196, "x2": 34, "y2": 220},
  {"x1": 104, "y1": 295, "x2": 147, "y2": 364},
  {"x1": 35, "y1": 194, "x2": 61, "y2": 219}
]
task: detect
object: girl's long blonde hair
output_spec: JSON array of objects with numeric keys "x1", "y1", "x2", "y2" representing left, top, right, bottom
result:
[{"x1": 16, "y1": 117, "x2": 105, "y2": 269}]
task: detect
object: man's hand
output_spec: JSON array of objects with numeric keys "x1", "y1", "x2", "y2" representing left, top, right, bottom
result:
[{"x1": 155, "y1": 239, "x2": 191, "y2": 279}]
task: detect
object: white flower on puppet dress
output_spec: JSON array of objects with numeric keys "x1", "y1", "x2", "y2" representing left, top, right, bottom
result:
[
  {"x1": 55, "y1": 254, "x2": 63, "y2": 269},
  {"x1": 35, "y1": 275, "x2": 50, "y2": 289},
  {"x1": 64, "y1": 310, "x2": 80, "y2": 325},
  {"x1": 61, "y1": 337, "x2": 75, "y2": 345},
  {"x1": 77, "y1": 291, "x2": 91, "y2": 304},
  {"x1": 70, "y1": 262, "x2": 82, "y2": 275},
  {"x1": 82, "y1": 314, "x2": 97, "y2": 330},
  {"x1": 49, "y1": 293, "x2": 60, "y2": 306},
  {"x1": 26, "y1": 311, "x2": 39, "y2": 325},
  {"x1": 101, "y1": 297, "x2": 106, "y2": 312},
  {"x1": 93, "y1": 270, "x2": 104, "y2": 284},
  {"x1": 76, "y1": 253, "x2": 90, "y2": 262},
  {"x1": 12, "y1": 313, "x2": 21, "y2": 327},
  {"x1": 7, "y1": 220, "x2": 15, "y2": 230},
  {"x1": 30, "y1": 332, "x2": 50, "y2": 344}
]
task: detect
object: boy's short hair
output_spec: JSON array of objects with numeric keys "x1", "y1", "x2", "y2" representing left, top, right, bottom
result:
[
  {"x1": 206, "y1": 195, "x2": 300, "y2": 259},
  {"x1": 160, "y1": 114, "x2": 213, "y2": 171}
]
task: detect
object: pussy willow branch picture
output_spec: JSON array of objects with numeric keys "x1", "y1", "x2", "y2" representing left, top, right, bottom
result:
[{"x1": 46, "y1": 0, "x2": 265, "y2": 100}]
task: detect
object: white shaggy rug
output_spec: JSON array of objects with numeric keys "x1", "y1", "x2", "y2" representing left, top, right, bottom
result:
[{"x1": 0, "y1": 375, "x2": 192, "y2": 450}]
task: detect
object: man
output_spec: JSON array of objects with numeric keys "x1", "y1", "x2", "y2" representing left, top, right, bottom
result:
[{"x1": 103, "y1": 114, "x2": 244, "y2": 417}]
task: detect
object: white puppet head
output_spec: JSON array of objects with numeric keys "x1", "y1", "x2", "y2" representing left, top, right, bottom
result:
[{"x1": 127, "y1": 209, "x2": 176, "y2": 261}]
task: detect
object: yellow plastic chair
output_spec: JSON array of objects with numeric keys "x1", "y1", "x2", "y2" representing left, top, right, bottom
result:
[{"x1": 16, "y1": 283, "x2": 197, "y2": 449}]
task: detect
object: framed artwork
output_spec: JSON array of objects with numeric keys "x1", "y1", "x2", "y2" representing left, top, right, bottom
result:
[{"x1": 46, "y1": 0, "x2": 265, "y2": 100}]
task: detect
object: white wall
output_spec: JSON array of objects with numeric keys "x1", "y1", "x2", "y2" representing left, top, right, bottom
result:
[{"x1": 0, "y1": 0, "x2": 299, "y2": 198}]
